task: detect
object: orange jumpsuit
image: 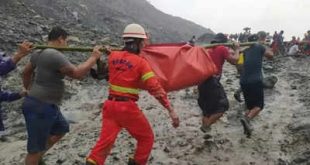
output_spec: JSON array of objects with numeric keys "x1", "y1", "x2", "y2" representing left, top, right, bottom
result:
[{"x1": 87, "y1": 51, "x2": 171, "y2": 165}]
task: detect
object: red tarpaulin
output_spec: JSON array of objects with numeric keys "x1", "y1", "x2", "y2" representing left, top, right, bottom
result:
[{"x1": 140, "y1": 43, "x2": 217, "y2": 92}]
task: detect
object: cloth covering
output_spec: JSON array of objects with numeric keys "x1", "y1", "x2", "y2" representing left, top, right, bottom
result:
[{"x1": 141, "y1": 43, "x2": 217, "y2": 91}]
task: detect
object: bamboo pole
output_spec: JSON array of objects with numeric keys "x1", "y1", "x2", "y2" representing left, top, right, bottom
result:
[
  {"x1": 33, "y1": 45, "x2": 121, "y2": 52},
  {"x1": 33, "y1": 41, "x2": 270, "y2": 53},
  {"x1": 201, "y1": 41, "x2": 269, "y2": 49}
]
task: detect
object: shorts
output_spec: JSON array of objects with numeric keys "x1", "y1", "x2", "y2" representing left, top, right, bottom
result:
[
  {"x1": 241, "y1": 81, "x2": 264, "y2": 110},
  {"x1": 22, "y1": 96, "x2": 69, "y2": 153},
  {"x1": 197, "y1": 77, "x2": 229, "y2": 116}
]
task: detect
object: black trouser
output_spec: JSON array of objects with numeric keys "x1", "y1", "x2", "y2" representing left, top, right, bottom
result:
[
  {"x1": 241, "y1": 81, "x2": 264, "y2": 110},
  {"x1": 198, "y1": 77, "x2": 229, "y2": 116}
]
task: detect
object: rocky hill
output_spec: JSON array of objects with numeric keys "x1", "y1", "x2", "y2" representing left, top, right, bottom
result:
[{"x1": 0, "y1": 0, "x2": 212, "y2": 50}]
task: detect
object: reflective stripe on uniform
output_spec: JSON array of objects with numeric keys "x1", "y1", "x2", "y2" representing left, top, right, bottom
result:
[
  {"x1": 109, "y1": 84, "x2": 140, "y2": 94},
  {"x1": 141, "y1": 72, "x2": 155, "y2": 81},
  {"x1": 86, "y1": 158, "x2": 97, "y2": 165}
]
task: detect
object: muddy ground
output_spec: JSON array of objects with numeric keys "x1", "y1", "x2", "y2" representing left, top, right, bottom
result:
[{"x1": 0, "y1": 54, "x2": 309, "y2": 165}]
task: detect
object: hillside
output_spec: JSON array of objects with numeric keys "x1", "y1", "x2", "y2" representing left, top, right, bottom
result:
[{"x1": 0, "y1": 0, "x2": 212, "y2": 47}]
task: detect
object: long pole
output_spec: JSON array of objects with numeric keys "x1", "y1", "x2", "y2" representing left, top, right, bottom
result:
[
  {"x1": 33, "y1": 45, "x2": 121, "y2": 52},
  {"x1": 201, "y1": 41, "x2": 269, "y2": 49},
  {"x1": 33, "y1": 42, "x2": 269, "y2": 52}
]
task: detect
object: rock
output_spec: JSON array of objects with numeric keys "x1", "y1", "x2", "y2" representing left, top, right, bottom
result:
[
  {"x1": 277, "y1": 158, "x2": 288, "y2": 165},
  {"x1": 226, "y1": 79, "x2": 233, "y2": 84},
  {"x1": 263, "y1": 76, "x2": 278, "y2": 89},
  {"x1": 177, "y1": 140, "x2": 188, "y2": 147},
  {"x1": 288, "y1": 121, "x2": 310, "y2": 133},
  {"x1": 112, "y1": 155, "x2": 120, "y2": 161},
  {"x1": 291, "y1": 151, "x2": 310, "y2": 164},
  {"x1": 263, "y1": 65, "x2": 273, "y2": 70},
  {"x1": 145, "y1": 106, "x2": 154, "y2": 111},
  {"x1": 18, "y1": 134, "x2": 27, "y2": 140},
  {"x1": 203, "y1": 134, "x2": 212, "y2": 140},
  {"x1": 0, "y1": 136, "x2": 9, "y2": 142},
  {"x1": 77, "y1": 151, "x2": 87, "y2": 158},
  {"x1": 68, "y1": 36, "x2": 81, "y2": 43},
  {"x1": 33, "y1": 14, "x2": 42, "y2": 18},
  {"x1": 56, "y1": 154, "x2": 67, "y2": 164},
  {"x1": 62, "y1": 112, "x2": 79, "y2": 124},
  {"x1": 163, "y1": 146, "x2": 170, "y2": 153},
  {"x1": 100, "y1": 37, "x2": 111, "y2": 43}
]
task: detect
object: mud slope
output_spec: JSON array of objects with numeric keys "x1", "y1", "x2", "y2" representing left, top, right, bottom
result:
[{"x1": 1, "y1": 55, "x2": 309, "y2": 165}]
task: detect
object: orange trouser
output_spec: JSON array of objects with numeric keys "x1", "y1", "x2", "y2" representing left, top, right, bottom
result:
[{"x1": 88, "y1": 100, "x2": 154, "y2": 165}]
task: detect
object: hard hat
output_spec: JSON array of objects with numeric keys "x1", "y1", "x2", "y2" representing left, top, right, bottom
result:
[{"x1": 122, "y1": 23, "x2": 147, "y2": 39}]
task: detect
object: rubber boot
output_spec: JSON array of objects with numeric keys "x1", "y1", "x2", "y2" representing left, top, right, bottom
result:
[
  {"x1": 128, "y1": 158, "x2": 139, "y2": 165},
  {"x1": 240, "y1": 117, "x2": 253, "y2": 138},
  {"x1": 200, "y1": 125, "x2": 211, "y2": 133},
  {"x1": 86, "y1": 158, "x2": 97, "y2": 165}
]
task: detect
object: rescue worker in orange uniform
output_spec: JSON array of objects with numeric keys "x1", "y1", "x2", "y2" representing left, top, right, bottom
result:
[{"x1": 86, "y1": 23, "x2": 180, "y2": 165}]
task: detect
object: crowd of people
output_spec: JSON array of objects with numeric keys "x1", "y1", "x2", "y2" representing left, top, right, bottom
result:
[
  {"x1": 286, "y1": 30, "x2": 310, "y2": 56},
  {"x1": 229, "y1": 28, "x2": 310, "y2": 56},
  {"x1": 1, "y1": 24, "x2": 309, "y2": 165}
]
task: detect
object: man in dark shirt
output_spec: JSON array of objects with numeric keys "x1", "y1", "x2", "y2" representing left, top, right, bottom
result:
[
  {"x1": 240, "y1": 33, "x2": 273, "y2": 137},
  {"x1": 198, "y1": 33, "x2": 240, "y2": 133}
]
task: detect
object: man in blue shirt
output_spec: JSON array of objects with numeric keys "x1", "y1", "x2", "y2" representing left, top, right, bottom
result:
[{"x1": 0, "y1": 41, "x2": 33, "y2": 140}]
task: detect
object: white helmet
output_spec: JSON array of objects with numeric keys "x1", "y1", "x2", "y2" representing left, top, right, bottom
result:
[{"x1": 122, "y1": 23, "x2": 147, "y2": 39}]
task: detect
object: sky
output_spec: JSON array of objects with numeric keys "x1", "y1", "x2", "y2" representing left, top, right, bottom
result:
[{"x1": 147, "y1": 0, "x2": 310, "y2": 41}]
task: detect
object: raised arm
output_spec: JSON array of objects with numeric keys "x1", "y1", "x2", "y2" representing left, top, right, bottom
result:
[
  {"x1": 226, "y1": 42, "x2": 240, "y2": 65},
  {"x1": 11, "y1": 41, "x2": 33, "y2": 64},
  {"x1": 60, "y1": 46, "x2": 102, "y2": 79},
  {"x1": 0, "y1": 41, "x2": 33, "y2": 76}
]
